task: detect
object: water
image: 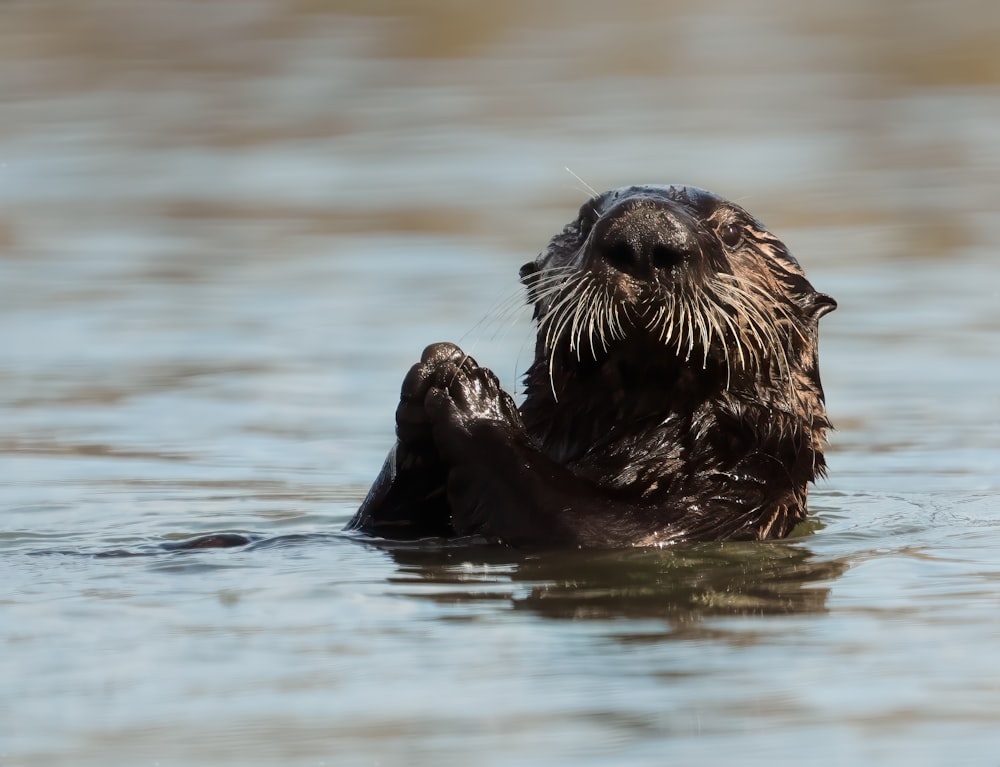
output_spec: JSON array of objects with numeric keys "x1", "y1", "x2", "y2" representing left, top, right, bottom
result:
[{"x1": 3, "y1": 1, "x2": 1000, "y2": 765}]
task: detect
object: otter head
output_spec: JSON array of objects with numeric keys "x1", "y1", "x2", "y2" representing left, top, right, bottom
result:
[
  {"x1": 518, "y1": 185, "x2": 836, "y2": 490},
  {"x1": 520, "y1": 185, "x2": 835, "y2": 399}
]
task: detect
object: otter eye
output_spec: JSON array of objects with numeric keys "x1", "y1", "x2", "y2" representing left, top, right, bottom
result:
[{"x1": 718, "y1": 222, "x2": 744, "y2": 249}]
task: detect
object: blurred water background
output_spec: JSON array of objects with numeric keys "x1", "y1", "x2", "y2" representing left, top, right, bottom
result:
[{"x1": 3, "y1": 1, "x2": 1000, "y2": 765}]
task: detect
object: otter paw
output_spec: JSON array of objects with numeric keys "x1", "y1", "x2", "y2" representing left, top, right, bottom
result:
[
  {"x1": 424, "y1": 356, "x2": 512, "y2": 428},
  {"x1": 395, "y1": 342, "x2": 521, "y2": 471},
  {"x1": 395, "y1": 343, "x2": 475, "y2": 446}
]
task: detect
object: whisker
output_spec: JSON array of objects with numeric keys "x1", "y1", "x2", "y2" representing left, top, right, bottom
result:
[{"x1": 564, "y1": 166, "x2": 599, "y2": 198}]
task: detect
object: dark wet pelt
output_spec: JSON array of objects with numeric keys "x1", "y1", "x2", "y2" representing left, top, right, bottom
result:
[{"x1": 3, "y1": 1, "x2": 1000, "y2": 765}]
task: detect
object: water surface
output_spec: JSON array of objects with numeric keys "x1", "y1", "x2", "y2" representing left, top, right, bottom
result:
[{"x1": 3, "y1": 1, "x2": 1000, "y2": 765}]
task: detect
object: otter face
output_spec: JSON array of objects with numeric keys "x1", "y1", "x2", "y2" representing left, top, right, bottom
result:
[{"x1": 520, "y1": 185, "x2": 836, "y2": 392}]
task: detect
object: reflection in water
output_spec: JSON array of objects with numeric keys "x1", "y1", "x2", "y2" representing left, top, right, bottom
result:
[
  {"x1": 380, "y1": 539, "x2": 848, "y2": 628},
  {"x1": 32, "y1": 530, "x2": 847, "y2": 626}
]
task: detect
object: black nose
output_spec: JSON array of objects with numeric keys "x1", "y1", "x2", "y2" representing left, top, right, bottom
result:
[{"x1": 589, "y1": 199, "x2": 701, "y2": 278}]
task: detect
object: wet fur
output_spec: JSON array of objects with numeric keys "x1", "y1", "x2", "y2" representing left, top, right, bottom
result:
[{"x1": 349, "y1": 184, "x2": 836, "y2": 547}]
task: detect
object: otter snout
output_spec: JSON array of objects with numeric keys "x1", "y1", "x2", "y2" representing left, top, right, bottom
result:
[{"x1": 589, "y1": 198, "x2": 703, "y2": 279}]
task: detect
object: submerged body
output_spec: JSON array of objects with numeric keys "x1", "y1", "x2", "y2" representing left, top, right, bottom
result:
[{"x1": 349, "y1": 184, "x2": 836, "y2": 547}]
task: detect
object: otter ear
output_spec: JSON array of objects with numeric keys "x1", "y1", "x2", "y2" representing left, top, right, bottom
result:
[
  {"x1": 809, "y1": 292, "x2": 837, "y2": 319},
  {"x1": 519, "y1": 261, "x2": 541, "y2": 284}
]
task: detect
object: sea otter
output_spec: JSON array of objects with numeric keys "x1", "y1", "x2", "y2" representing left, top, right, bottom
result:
[{"x1": 348, "y1": 184, "x2": 836, "y2": 547}]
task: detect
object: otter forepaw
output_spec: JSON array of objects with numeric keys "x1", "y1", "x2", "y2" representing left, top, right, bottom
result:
[
  {"x1": 395, "y1": 343, "x2": 467, "y2": 446},
  {"x1": 423, "y1": 352, "x2": 518, "y2": 432}
]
